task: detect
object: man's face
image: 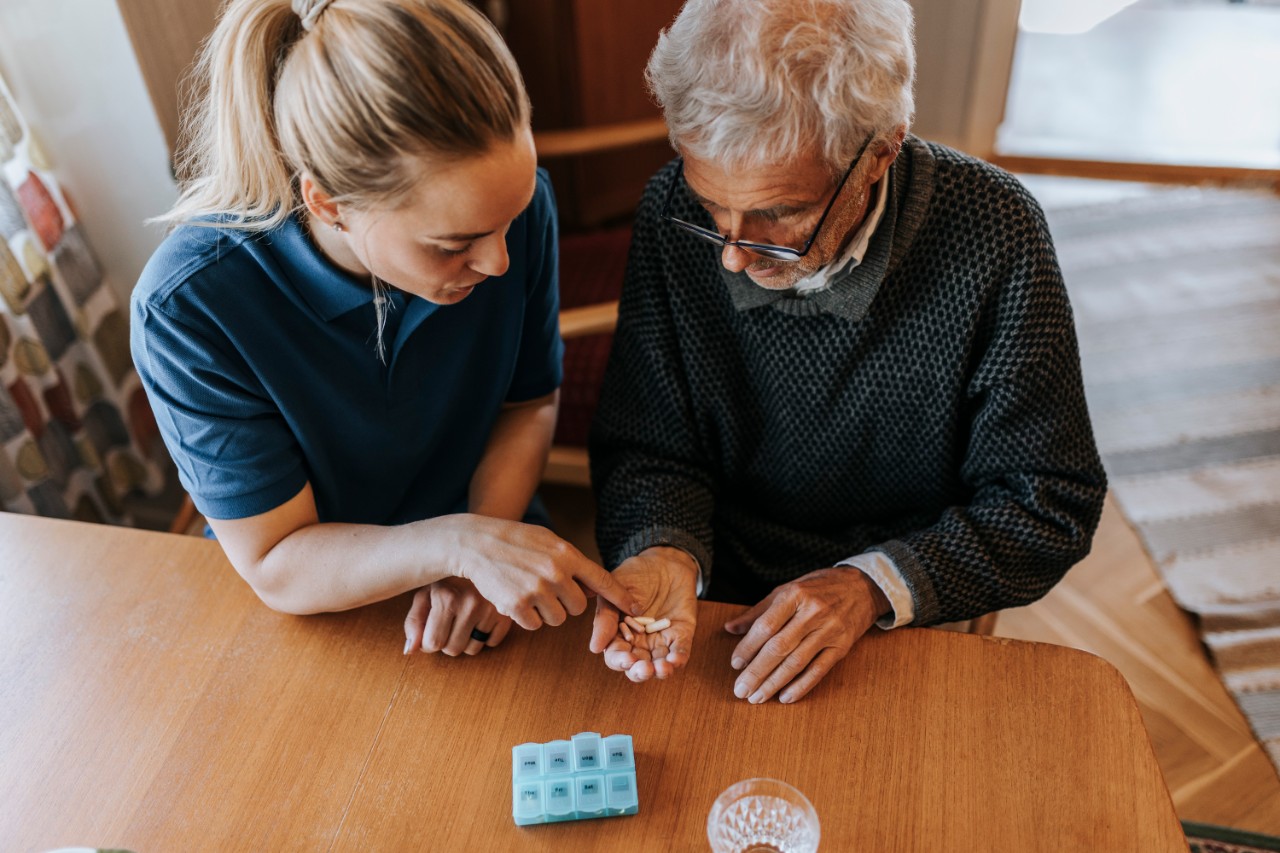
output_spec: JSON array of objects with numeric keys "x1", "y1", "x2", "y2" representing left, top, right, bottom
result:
[{"x1": 680, "y1": 147, "x2": 885, "y2": 291}]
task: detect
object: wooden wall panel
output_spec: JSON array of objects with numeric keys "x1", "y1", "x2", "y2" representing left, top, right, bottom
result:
[
  {"x1": 570, "y1": 1, "x2": 679, "y2": 123},
  {"x1": 566, "y1": 1, "x2": 679, "y2": 225},
  {"x1": 116, "y1": 0, "x2": 221, "y2": 159},
  {"x1": 503, "y1": 0, "x2": 680, "y2": 227},
  {"x1": 119, "y1": 0, "x2": 680, "y2": 227},
  {"x1": 501, "y1": 0, "x2": 579, "y2": 130}
]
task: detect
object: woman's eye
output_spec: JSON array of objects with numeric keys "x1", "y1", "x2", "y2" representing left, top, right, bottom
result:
[{"x1": 435, "y1": 243, "x2": 472, "y2": 257}]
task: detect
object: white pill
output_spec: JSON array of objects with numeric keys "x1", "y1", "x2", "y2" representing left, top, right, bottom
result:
[
  {"x1": 633, "y1": 616, "x2": 655, "y2": 625},
  {"x1": 644, "y1": 618, "x2": 671, "y2": 633},
  {"x1": 623, "y1": 616, "x2": 644, "y2": 633},
  {"x1": 620, "y1": 623, "x2": 635, "y2": 643}
]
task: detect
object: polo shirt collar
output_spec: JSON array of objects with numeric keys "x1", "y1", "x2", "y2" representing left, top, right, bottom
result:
[{"x1": 269, "y1": 214, "x2": 384, "y2": 321}]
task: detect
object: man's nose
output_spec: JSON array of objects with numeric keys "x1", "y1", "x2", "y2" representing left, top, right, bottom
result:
[
  {"x1": 716, "y1": 210, "x2": 765, "y2": 272},
  {"x1": 720, "y1": 243, "x2": 755, "y2": 273}
]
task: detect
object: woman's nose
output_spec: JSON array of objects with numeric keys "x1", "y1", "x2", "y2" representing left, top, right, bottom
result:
[{"x1": 470, "y1": 234, "x2": 510, "y2": 278}]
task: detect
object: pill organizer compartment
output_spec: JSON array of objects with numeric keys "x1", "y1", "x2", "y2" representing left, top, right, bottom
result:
[{"x1": 511, "y1": 732, "x2": 638, "y2": 825}]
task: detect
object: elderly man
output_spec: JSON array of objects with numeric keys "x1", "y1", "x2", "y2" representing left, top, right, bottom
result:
[{"x1": 586, "y1": 0, "x2": 1107, "y2": 703}]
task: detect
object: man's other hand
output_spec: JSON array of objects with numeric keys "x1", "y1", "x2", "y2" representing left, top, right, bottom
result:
[{"x1": 723, "y1": 568, "x2": 890, "y2": 703}]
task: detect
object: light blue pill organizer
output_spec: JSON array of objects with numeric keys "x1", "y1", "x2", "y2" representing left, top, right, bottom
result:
[{"x1": 511, "y1": 732, "x2": 639, "y2": 826}]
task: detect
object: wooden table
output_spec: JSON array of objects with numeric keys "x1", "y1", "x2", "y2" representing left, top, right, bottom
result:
[{"x1": 0, "y1": 513, "x2": 1185, "y2": 851}]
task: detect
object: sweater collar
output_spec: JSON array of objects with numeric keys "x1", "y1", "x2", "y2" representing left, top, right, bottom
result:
[{"x1": 720, "y1": 135, "x2": 936, "y2": 320}]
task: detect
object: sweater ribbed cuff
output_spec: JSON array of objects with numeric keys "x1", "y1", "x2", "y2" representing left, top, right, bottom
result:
[{"x1": 869, "y1": 539, "x2": 940, "y2": 625}]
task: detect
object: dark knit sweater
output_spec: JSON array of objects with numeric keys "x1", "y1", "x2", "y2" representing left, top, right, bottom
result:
[{"x1": 589, "y1": 137, "x2": 1106, "y2": 625}]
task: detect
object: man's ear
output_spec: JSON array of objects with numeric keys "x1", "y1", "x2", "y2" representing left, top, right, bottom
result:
[
  {"x1": 867, "y1": 124, "x2": 907, "y2": 184},
  {"x1": 299, "y1": 173, "x2": 342, "y2": 228}
]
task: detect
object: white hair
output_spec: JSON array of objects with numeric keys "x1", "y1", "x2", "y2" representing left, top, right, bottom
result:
[{"x1": 646, "y1": 0, "x2": 916, "y2": 172}]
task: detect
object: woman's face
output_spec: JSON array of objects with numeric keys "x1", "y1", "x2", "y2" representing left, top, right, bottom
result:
[{"x1": 332, "y1": 129, "x2": 539, "y2": 305}]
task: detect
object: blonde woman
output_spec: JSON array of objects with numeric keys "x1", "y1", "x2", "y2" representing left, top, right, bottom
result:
[{"x1": 131, "y1": 0, "x2": 636, "y2": 656}]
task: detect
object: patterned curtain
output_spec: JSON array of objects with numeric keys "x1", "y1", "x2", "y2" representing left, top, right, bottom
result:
[{"x1": 0, "y1": 73, "x2": 173, "y2": 525}]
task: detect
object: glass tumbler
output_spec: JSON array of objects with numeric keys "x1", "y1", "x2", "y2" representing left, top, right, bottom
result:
[{"x1": 706, "y1": 777, "x2": 820, "y2": 853}]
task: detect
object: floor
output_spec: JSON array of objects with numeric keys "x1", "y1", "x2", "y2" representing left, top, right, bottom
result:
[
  {"x1": 1000, "y1": 0, "x2": 1280, "y2": 169},
  {"x1": 1002, "y1": 497, "x2": 1280, "y2": 834}
]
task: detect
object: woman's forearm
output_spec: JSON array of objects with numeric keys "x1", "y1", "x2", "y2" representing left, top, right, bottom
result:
[
  {"x1": 208, "y1": 483, "x2": 467, "y2": 614},
  {"x1": 225, "y1": 514, "x2": 463, "y2": 614},
  {"x1": 209, "y1": 390, "x2": 559, "y2": 615}
]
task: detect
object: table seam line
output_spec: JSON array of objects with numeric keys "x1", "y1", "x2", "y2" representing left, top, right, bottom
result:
[{"x1": 327, "y1": 654, "x2": 411, "y2": 851}]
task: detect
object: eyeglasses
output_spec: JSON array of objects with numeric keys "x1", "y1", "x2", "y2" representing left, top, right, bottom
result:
[{"x1": 660, "y1": 135, "x2": 873, "y2": 262}]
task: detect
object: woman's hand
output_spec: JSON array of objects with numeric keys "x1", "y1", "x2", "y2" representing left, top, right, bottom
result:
[
  {"x1": 440, "y1": 514, "x2": 638, "y2": 631},
  {"x1": 403, "y1": 577, "x2": 514, "y2": 656}
]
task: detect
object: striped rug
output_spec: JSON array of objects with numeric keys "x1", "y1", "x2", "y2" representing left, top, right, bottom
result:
[{"x1": 1038, "y1": 181, "x2": 1280, "y2": 777}]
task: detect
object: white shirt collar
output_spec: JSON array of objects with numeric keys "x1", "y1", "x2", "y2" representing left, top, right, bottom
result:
[{"x1": 791, "y1": 171, "x2": 890, "y2": 294}]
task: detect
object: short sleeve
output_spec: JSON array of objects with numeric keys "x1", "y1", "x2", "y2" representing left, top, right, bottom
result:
[
  {"x1": 504, "y1": 168, "x2": 564, "y2": 403},
  {"x1": 131, "y1": 291, "x2": 307, "y2": 520}
]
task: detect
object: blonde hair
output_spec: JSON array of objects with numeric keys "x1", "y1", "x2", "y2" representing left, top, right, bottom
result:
[
  {"x1": 159, "y1": 0, "x2": 530, "y2": 230},
  {"x1": 647, "y1": 0, "x2": 915, "y2": 173}
]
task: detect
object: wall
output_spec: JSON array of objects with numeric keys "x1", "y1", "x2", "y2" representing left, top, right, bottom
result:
[
  {"x1": 0, "y1": 0, "x2": 1019, "y2": 311},
  {"x1": 909, "y1": 0, "x2": 1022, "y2": 157},
  {"x1": 0, "y1": 0, "x2": 177, "y2": 306}
]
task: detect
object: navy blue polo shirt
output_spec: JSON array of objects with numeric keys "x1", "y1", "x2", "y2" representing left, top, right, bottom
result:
[{"x1": 131, "y1": 169, "x2": 563, "y2": 524}]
